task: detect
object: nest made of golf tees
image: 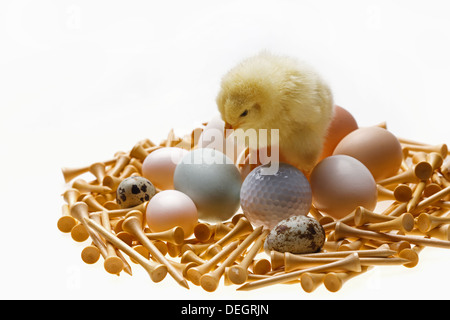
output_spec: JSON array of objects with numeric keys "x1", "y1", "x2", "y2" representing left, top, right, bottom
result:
[{"x1": 58, "y1": 124, "x2": 450, "y2": 293}]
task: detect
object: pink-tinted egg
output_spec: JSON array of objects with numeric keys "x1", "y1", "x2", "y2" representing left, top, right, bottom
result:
[
  {"x1": 142, "y1": 147, "x2": 188, "y2": 190},
  {"x1": 310, "y1": 155, "x2": 377, "y2": 219},
  {"x1": 319, "y1": 105, "x2": 358, "y2": 161},
  {"x1": 146, "y1": 190, "x2": 198, "y2": 237}
]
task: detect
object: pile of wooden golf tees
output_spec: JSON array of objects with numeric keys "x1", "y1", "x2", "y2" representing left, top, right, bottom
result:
[{"x1": 58, "y1": 125, "x2": 450, "y2": 293}]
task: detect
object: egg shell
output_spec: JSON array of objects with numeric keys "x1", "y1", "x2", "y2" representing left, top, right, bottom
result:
[
  {"x1": 198, "y1": 114, "x2": 227, "y2": 151},
  {"x1": 319, "y1": 105, "x2": 358, "y2": 161},
  {"x1": 173, "y1": 148, "x2": 241, "y2": 223},
  {"x1": 332, "y1": 126, "x2": 402, "y2": 181},
  {"x1": 198, "y1": 114, "x2": 245, "y2": 163},
  {"x1": 310, "y1": 155, "x2": 377, "y2": 219},
  {"x1": 142, "y1": 147, "x2": 188, "y2": 190},
  {"x1": 146, "y1": 190, "x2": 198, "y2": 237},
  {"x1": 116, "y1": 176, "x2": 156, "y2": 208},
  {"x1": 264, "y1": 215, "x2": 325, "y2": 254}
]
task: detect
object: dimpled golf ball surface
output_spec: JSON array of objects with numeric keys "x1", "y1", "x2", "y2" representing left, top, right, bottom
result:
[{"x1": 240, "y1": 163, "x2": 312, "y2": 229}]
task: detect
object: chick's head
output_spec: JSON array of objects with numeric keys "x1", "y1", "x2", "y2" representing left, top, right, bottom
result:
[{"x1": 216, "y1": 56, "x2": 282, "y2": 131}]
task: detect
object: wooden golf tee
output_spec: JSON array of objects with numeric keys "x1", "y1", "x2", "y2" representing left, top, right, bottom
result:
[
  {"x1": 411, "y1": 152, "x2": 433, "y2": 181},
  {"x1": 122, "y1": 216, "x2": 190, "y2": 289},
  {"x1": 424, "y1": 183, "x2": 443, "y2": 197},
  {"x1": 270, "y1": 251, "x2": 285, "y2": 270},
  {"x1": 393, "y1": 184, "x2": 413, "y2": 202},
  {"x1": 202, "y1": 217, "x2": 254, "y2": 258},
  {"x1": 398, "y1": 246, "x2": 421, "y2": 268},
  {"x1": 84, "y1": 217, "x2": 167, "y2": 283},
  {"x1": 193, "y1": 222, "x2": 232, "y2": 242},
  {"x1": 70, "y1": 223, "x2": 89, "y2": 242},
  {"x1": 107, "y1": 154, "x2": 130, "y2": 177},
  {"x1": 213, "y1": 223, "x2": 233, "y2": 240},
  {"x1": 236, "y1": 253, "x2": 361, "y2": 291},
  {"x1": 377, "y1": 168, "x2": 420, "y2": 186},
  {"x1": 89, "y1": 162, "x2": 106, "y2": 183},
  {"x1": 62, "y1": 188, "x2": 81, "y2": 207},
  {"x1": 81, "y1": 244, "x2": 101, "y2": 264},
  {"x1": 181, "y1": 250, "x2": 206, "y2": 265},
  {"x1": 427, "y1": 152, "x2": 444, "y2": 171},
  {"x1": 384, "y1": 203, "x2": 408, "y2": 218},
  {"x1": 193, "y1": 223, "x2": 213, "y2": 242},
  {"x1": 186, "y1": 241, "x2": 239, "y2": 285},
  {"x1": 321, "y1": 210, "x2": 356, "y2": 232},
  {"x1": 300, "y1": 272, "x2": 325, "y2": 293},
  {"x1": 364, "y1": 213, "x2": 415, "y2": 232},
  {"x1": 407, "y1": 181, "x2": 427, "y2": 212},
  {"x1": 129, "y1": 143, "x2": 149, "y2": 162},
  {"x1": 102, "y1": 175, "x2": 123, "y2": 192},
  {"x1": 61, "y1": 189, "x2": 82, "y2": 233},
  {"x1": 182, "y1": 242, "x2": 216, "y2": 256},
  {"x1": 61, "y1": 165, "x2": 90, "y2": 183},
  {"x1": 227, "y1": 229, "x2": 269, "y2": 285},
  {"x1": 57, "y1": 204, "x2": 77, "y2": 233},
  {"x1": 300, "y1": 247, "x2": 397, "y2": 258},
  {"x1": 402, "y1": 143, "x2": 448, "y2": 157},
  {"x1": 76, "y1": 212, "x2": 120, "y2": 269},
  {"x1": 251, "y1": 259, "x2": 271, "y2": 275},
  {"x1": 442, "y1": 161, "x2": 450, "y2": 180},
  {"x1": 70, "y1": 202, "x2": 107, "y2": 248},
  {"x1": 354, "y1": 206, "x2": 395, "y2": 226},
  {"x1": 417, "y1": 213, "x2": 450, "y2": 233},
  {"x1": 323, "y1": 266, "x2": 370, "y2": 292},
  {"x1": 100, "y1": 210, "x2": 125, "y2": 275},
  {"x1": 427, "y1": 224, "x2": 450, "y2": 241},
  {"x1": 215, "y1": 217, "x2": 254, "y2": 247},
  {"x1": 83, "y1": 194, "x2": 108, "y2": 212},
  {"x1": 377, "y1": 184, "x2": 412, "y2": 202},
  {"x1": 334, "y1": 221, "x2": 450, "y2": 248},
  {"x1": 94, "y1": 202, "x2": 147, "y2": 219},
  {"x1": 61, "y1": 158, "x2": 116, "y2": 183},
  {"x1": 412, "y1": 186, "x2": 450, "y2": 213},
  {"x1": 72, "y1": 179, "x2": 112, "y2": 194},
  {"x1": 85, "y1": 213, "x2": 108, "y2": 253},
  {"x1": 285, "y1": 253, "x2": 410, "y2": 272},
  {"x1": 118, "y1": 165, "x2": 138, "y2": 180},
  {"x1": 145, "y1": 226, "x2": 185, "y2": 245},
  {"x1": 200, "y1": 226, "x2": 264, "y2": 292}
]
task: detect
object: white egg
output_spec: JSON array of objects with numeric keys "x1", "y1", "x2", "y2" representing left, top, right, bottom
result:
[{"x1": 197, "y1": 114, "x2": 245, "y2": 163}]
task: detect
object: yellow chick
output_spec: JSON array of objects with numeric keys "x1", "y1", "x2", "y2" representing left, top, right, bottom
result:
[{"x1": 216, "y1": 51, "x2": 334, "y2": 173}]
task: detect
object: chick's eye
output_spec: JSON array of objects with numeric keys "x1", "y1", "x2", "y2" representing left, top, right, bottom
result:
[{"x1": 240, "y1": 109, "x2": 248, "y2": 117}]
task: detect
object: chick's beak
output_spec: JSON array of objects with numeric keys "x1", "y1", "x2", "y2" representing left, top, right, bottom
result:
[
  {"x1": 224, "y1": 121, "x2": 233, "y2": 138},
  {"x1": 224, "y1": 121, "x2": 233, "y2": 130}
]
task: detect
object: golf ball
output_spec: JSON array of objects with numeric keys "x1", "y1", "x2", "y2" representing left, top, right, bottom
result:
[{"x1": 240, "y1": 163, "x2": 312, "y2": 229}]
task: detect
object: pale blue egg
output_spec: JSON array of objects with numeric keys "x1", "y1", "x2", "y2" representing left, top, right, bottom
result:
[{"x1": 174, "y1": 148, "x2": 242, "y2": 222}]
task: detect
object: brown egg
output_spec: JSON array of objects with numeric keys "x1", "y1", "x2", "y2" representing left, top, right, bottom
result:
[
  {"x1": 319, "y1": 105, "x2": 358, "y2": 161},
  {"x1": 310, "y1": 155, "x2": 377, "y2": 219},
  {"x1": 332, "y1": 126, "x2": 403, "y2": 181}
]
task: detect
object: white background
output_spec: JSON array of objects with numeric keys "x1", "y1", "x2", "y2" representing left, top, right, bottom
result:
[{"x1": 1, "y1": 0, "x2": 449, "y2": 300}]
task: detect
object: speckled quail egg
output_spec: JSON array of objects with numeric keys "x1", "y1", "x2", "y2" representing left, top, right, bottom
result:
[
  {"x1": 264, "y1": 215, "x2": 325, "y2": 254},
  {"x1": 116, "y1": 176, "x2": 156, "y2": 208}
]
